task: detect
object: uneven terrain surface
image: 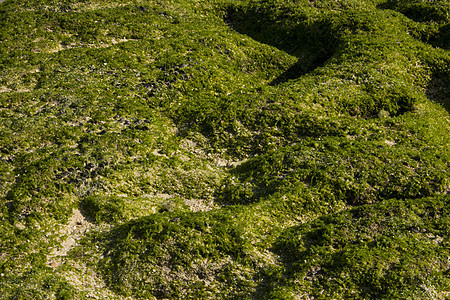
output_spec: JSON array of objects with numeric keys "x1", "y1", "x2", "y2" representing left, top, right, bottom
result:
[{"x1": 0, "y1": 0, "x2": 449, "y2": 299}]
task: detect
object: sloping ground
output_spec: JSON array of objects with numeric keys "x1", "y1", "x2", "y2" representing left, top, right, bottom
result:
[{"x1": 0, "y1": 0, "x2": 448, "y2": 299}]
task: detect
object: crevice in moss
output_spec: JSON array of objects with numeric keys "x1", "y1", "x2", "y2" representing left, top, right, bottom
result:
[
  {"x1": 426, "y1": 69, "x2": 450, "y2": 113},
  {"x1": 224, "y1": 4, "x2": 340, "y2": 85}
]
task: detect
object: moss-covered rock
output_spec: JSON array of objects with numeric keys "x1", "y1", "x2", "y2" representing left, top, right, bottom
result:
[
  {"x1": 0, "y1": 0, "x2": 448, "y2": 298},
  {"x1": 271, "y1": 196, "x2": 450, "y2": 299}
]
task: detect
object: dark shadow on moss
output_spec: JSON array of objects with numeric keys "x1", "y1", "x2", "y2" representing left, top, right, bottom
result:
[
  {"x1": 420, "y1": 23, "x2": 450, "y2": 50},
  {"x1": 378, "y1": 0, "x2": 449, "y2": 50},
  {"x1": 80, "y1": 195, "x2": 126, "y2": 224},
  {"x1": 433, "y1": 23, "x2": 450, "y2": 50},
  {"x1": 377, "y1": 0, "x2": 450, "y2": 49},
  {"x1": 378, "y1": 0, "x2": 449, "y2": 24},
  {"x1": 426, "y1": 69, "x2": 450, "y2": 113},
  {"x1": 224, "y1": 5, "x2": 339, "y2": 85}
]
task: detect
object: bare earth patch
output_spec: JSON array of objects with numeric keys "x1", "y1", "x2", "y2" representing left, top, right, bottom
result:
[
  {"x1": 47, "y1": 209, "x2": 130, "y2": 299},
  {"x1": 48, "y1": 208, "x2": 94, "y2": 265}
]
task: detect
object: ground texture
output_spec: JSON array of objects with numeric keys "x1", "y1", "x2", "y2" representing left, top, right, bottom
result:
[{"x1": 0, "y1": 0, "x2": 449, "y2": 299}]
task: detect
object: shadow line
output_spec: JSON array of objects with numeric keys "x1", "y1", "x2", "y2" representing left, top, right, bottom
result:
[{"x1": 224, "y1": 5, "x2": 340, "y2": 85}]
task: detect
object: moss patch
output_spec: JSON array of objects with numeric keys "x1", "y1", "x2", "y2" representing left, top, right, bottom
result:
[{"x1": 0, "y1": 0, "x2": 448, "y2": 298}]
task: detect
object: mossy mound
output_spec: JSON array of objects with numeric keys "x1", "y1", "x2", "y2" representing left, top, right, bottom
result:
[
  {"x1": 0, "y1": 0, "x2": 448, "y2": 298},
  {"x1": 94, "y1": 197, "x2": 449, "y2": 299},
  {"x1": 98, "y1": 210, "x2": 256, "y2": 299},
  {"x1": 271, "y1": 196, "x2": 450, "y2": 299}
]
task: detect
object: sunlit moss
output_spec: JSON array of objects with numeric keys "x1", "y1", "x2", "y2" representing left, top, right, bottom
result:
[{"x1": 0, "y1": 0, "x2": 448, "y2": 298}]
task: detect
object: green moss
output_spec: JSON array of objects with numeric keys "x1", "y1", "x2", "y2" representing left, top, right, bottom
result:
[
  {"x1": 97, "y1": 209, "x2": 258, "y2": 298},
  {"x1": 0, "y1": 0, "x2": 448, "y2": 298},
  {"x1": 81, "y1": 195, "x2": 127, "y2": 224},
  {"x1": 271, "y1": 196, "x2": 450, "y2": 299}
]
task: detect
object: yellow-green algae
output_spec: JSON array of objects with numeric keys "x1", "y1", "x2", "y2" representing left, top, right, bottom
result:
[{"x1": 0, "y1": 0, "x2": 448, "y2": 298}]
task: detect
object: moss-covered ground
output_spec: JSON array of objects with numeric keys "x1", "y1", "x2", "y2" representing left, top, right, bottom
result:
[{"x1": 0, "y1": 0, "x2": 448, "y2": 298}]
